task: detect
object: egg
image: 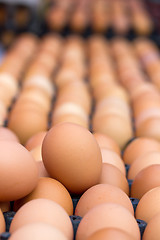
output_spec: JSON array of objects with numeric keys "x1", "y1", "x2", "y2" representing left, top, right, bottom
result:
[
  {"x1": 123, "y1": 137, "x2": 160, "y2": 165},
  {"x1": 0, "y1": 141, "x2": 38, "y2": 201},
  {"x1": 75, "y1": 184, "x2": 133, "y2": 217},
  {"x1": 0, "y1": 127, "x2": 19, "y2": 142},
  {"x1": 135, "y1": 187, "x2": 160, "y2": 223},
  {"x1": 0, "y1": 201, "x2": 11, "y2": 212},
  {"x1": 10, "y1": 199, "x2": 73, "y2": 240},
  {"x1": 42, "y1": 123, "x2": 102, "y2": 194},
  {"x1": 25, "y1": 131, "x2": 47, "y2": 151},
  {"x1": 30, "y1": 145, "x2": 42, "y2": 162},
  {"x1": 8, "y1": 110, "x2": 48, "y2": 145},
  {"x1": 100, "y1": 163, "x2": 129, "y2": 195},
  {"x1": 142, "y1": 213, "x2": 160, "y2": 240},
  {"x1": 128, "y1": 151, "x2": 160, "y2": 180},
  {"x1": 0, "y1": 208, "x2": 6, "y2": 233},
  {"x1": 101, "y1": 148, "x2": 126, "y2": 175},
  {"x1": 92, "y1": 114, "x2": 133, "y2": 149},
  {"x1": 86, "y1": 228, "x2": 136, "y2": 240},
  {"x1": 37, "y1": 161, "x2": 50, "y2": 178},
  {"x1": 9, "y1": 223, "x2": 68, "y2": 240},
  {"x1": 93, "y1": 133, "x2": 121, "y2": 155},
  {"x1": 76, "y1": 203, "x2": 140, "y2": 240},
  {"x1": 13, "y1": 177, "x2": 73, "y2": 215},
  {"x1": 131, "y1": 165, "x2": 160, "y2": 199}
]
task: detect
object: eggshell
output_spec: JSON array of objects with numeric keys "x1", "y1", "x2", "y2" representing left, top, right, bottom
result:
[
  {"x1": 100, "y1": 163, "x2": 129, "y2": 195},
  {"x1": 136, "y1": 187, "x2": 160, "y2": 222},
  {"x1": 123, "y1": 137, "x2": 160, "y2": 165},
  {"x1": 136, "y1": 117, "x2": 160, "y2": 141},
  {"x1": 131, "y1": 165, "x2": 160, "y2": 199},
  {"x1": 93, "y1": 133, "x2": 121, "y2": 155},
  {"x1": 0, "y1": 127, "x2": 19, "y2": 142},
  {"x1": 9, "y1": 223, "x2": 68, "y2": 240},
  {"x1": 128, "y1": 151, "x2": 160, "y2": 180},
  {"x1": 10, "y1": 199, "x2": 73, "y2": 240},
  {"x1": 0, "y1": 141, "x2": 38, "y2": 201},
  {"x1": 8, "y1": 110, "x2": 48, "y2": 145},
  {"x1": 14, "y1": 177, "x2": 73, "y2": 215},
  {"x1": 25, "y1": 131, "x2": 47, "y2": 151},
  {"x1": 142, "y1": 213, "x2": 160, "y2": 240},
  {"x1": 92, "y1": 114, "x2": 133, "y2": 149},
  {"x1": 101, "y1": 148, "x2": 126, "y2": 175},
  {"x1": 30, "y1": 145, "x2": 42, "y2": 162},
  {"x1": 37, "y1": 161, "x2": 50, "y2": 178},
  {"x1": 0, "y1": 208, "x2": 6, "y2": 233},
  {"x1": 75, "y1": 183, "x2": 133, "y2": 217},
  {"x1": 87, "y1": 228, "x2": 136, "y2": 240},
  {"x1": 76, "y1": 203, "x2": 140, "y2": 240},
  {"x1": 42, "y1": 123, "x2": 102, "y2": 194}
]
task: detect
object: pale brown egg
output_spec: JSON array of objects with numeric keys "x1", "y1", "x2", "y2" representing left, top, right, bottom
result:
[
  {"x1": 93, "y1": 133, "x2": 121, "y2": 155},
  {"x1": 37, "y1": 161, "x2": 50, "y2": 178},
  {"x1": 86, "y1": 228, "x2": 136, "y2": 240},
  {"x1": 25, "y1": 131, "x2": 47, "y2": 151},
  {"x1": 123, "y1": 137, "x2": 160, "y2": 165},
  {"x1": 8, "y1": 110, "x2": 48, "y2": 145},
  {"x1": 9, "y1": 223, "x2": 68, "y2": 240},
  {"x1": 0, "y1": 127, "x2": 19, "y2": 142},
  {"x1": 100, "y1": 163, "x2": 129, "y2": 195},
  {"x1": 0, "y1": 141, "x2": 38, "y2": 201},
  {"x1": 75, "y1": 184, "x2": 133, "y2": 217},
  {"x1": 142, "y1": 213, "x2": 160, "y2": 240},
  {"x1": 13, "y1": 177, "x2": 73, "y2": 215},
  {"x1": 100, "y1": 148, "x2": 126, "y2": 175},
  {"x1": 10, "y1": 199, "x2": 73, "y2": 240},
  {"x1": 131, "y1": 165, "x2": 160, "y2": 199},
  {"x1": 92, "y1": 114, "x2": 133, "y2": 149},
  {"x1": 42, "y1": 123, "x2": 102, "y2": 194},
  {"x1": 0, "y1": 208, "x2": 6, "y2": 233},
  {"x1": 136, "y1": 187, "x2": 160, "y2": 223},
  {"x1": 136, "y1": 117, "x2": 160, "y2": 141},
  {"x1": 128, "y1": 151, "x2": 160, "y2": 180},
  {"x1": 51, "y1": 114, "x2": 89, "y2": 129},
  {"x1": 30, "y1": 145, "x2": 42, "y2": 162},
  {"x1": 76, "y1": 203, "x2": 140, "y2": 240}
]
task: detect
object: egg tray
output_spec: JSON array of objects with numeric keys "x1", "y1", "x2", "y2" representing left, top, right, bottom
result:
[{"x1": 0, "y1": 178, "x2": 147, "y2": 240}]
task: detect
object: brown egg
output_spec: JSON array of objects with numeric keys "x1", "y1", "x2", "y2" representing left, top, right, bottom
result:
[
  {"x1": 0, "y1": 127, "x2": 19, "y2": 142},
  {"x1": 10, "y1": 199, "x2": 73, "y2": 240},
  {"x1": 87, "y1": 228, "x2": 136, "y2": 240},
  {"x1": 75, "y1": 184, "x2": 133, "y2": 217},
  {"x1": 42, "y1": 123, "x2": 102, "y2": 194},
  {"x1": 100, "y1": 163, "x2": 129, "y2": 195},
  {"x1": 37, "y1": 161, "x2": 50, "y2": 178},
  {"x1": 8, "y1": 110, "x2": 48, "y2": 145},
  {"x1": 76, "y1": 203, "x2": 140, "y2": 240},
  {"x1": 93, "y1": 133, "x2": 121, "y2": 155},
  {"x1": 128, "y1": 151, "x2": 160, "y2": 180},
  {"x1": 142, "y1": 213, "x2": 160, "y2": 240},
  {"x1": 136, "y1": 117, "x2": 160, "y2": 141},
  {"x1": 25, "y1": 131, "x2": 47, "y2": 151},
  {"x1": 0, "y1": 201, "x2": 11, "y2": 212},
  {"x1": 30, "y1": 145, "x2": 42, "y2": 162},
  {"x1": 92, "y1": 114, "x2": 133, "y2": 149},
  {"x1": 123, "y1": 137, "x2": 160, "y2": 165},
  {"x1": 101, "y1": 148, "x2": 126, "y2": 175},
  {"x1": 13, "y1": 177, "x2": 73, "y2": 215},
  {"x1": 131, "y1": 165, "x2": 160, "y2": 199},
  {"x1": 9, "y1": 223, "x2": 68, "y2": 240},
  {"x1": 0, "y1": 208, "x2": 6, "y2": 233},
  {"x1": 136, "y1": 187, "x2": 160, "y2": 223},
  {"x1": 0, "y1": 141, "x2": 38, "y2": 201}
]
